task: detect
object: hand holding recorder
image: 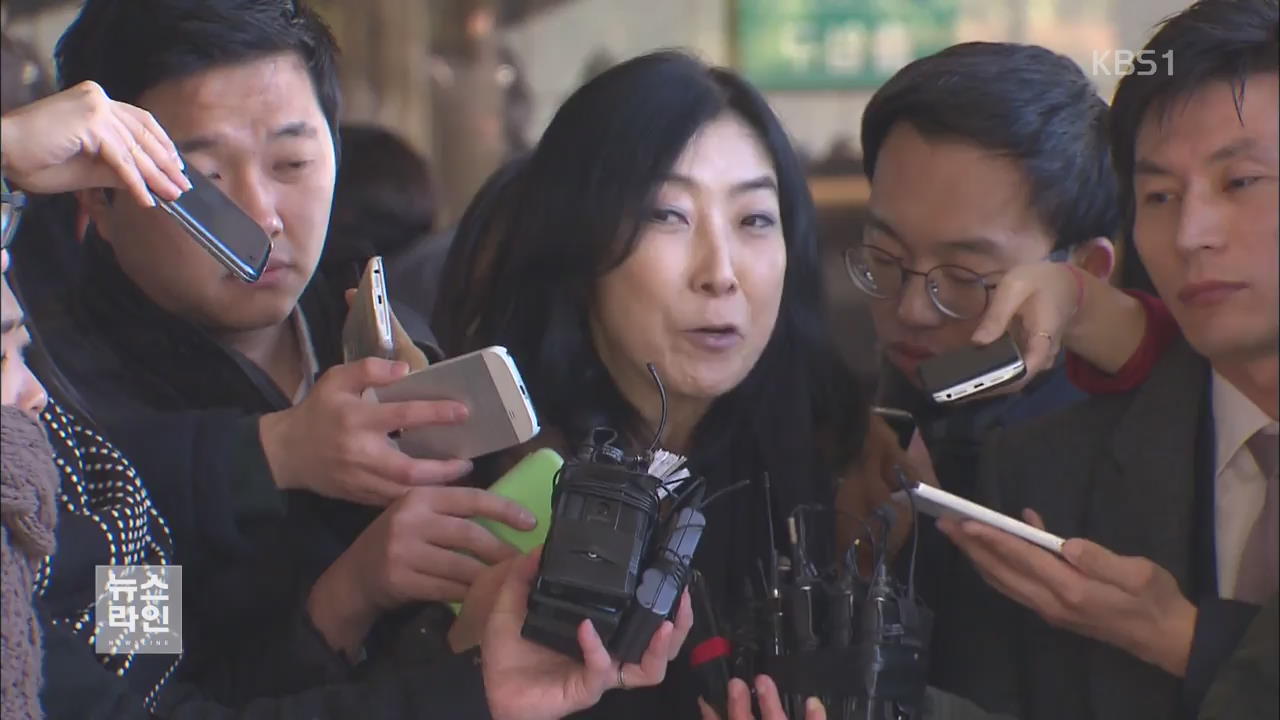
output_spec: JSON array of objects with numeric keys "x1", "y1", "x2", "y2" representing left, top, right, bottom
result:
[{"x1": 482, "y1": 550, "x2": 694, "y2": 720}]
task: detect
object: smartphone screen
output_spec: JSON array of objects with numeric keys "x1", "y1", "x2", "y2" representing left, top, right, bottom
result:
[
  {"x1": 156, "y1": 159, "x2": 272, "y2": 282},
  {"x1": 917, "y1": 334, "x2": 1026, "y2": 403}
]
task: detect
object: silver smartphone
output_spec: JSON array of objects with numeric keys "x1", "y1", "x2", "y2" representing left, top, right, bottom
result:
[
  {"x1": 154, "y1": 155, "x2": 272, "y2": 282},
  {"x1": 342, "y1": 256, "x2": 394, "y2": 362},
  {"x1": 374, "y1": 346, "x2": 540, "y2": 460},
  {"x1": 917, "y1": 333, "x2": 1027, "y2": 404}
]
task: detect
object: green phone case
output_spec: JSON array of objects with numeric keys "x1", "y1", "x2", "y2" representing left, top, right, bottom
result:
[
  {"x1": 453, "y1": 448, "x2": 563, "y2": 613},
  {"x1": 475, "y1": 447, "x2": 562, "y2": 551}
]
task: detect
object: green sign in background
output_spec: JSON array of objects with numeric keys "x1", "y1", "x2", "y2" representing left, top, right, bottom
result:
[{"x1": 736, "y1": 0, "x2": 959, "y2": 90}]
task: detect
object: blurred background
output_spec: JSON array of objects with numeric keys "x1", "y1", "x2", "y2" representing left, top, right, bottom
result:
[{"x1": 0, "y1": 0, "x2": 1191, "y2": 380}]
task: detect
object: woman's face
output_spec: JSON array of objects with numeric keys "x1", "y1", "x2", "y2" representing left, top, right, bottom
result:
[
  {"x1": 1, "y1": 249, "x2": 47, "y2": 416},
  {"x1": 590, "y1": 113, "x2": 787, "y2": 417}
]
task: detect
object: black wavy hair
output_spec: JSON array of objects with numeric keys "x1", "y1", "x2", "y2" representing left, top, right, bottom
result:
[{"x1": 442, "y1": 51, "x2": 868, "y2": 511}]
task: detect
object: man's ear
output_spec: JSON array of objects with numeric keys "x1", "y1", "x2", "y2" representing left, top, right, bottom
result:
[
  {"x1": 75, "y1": 189, "x2": 114, "y2": 242},
  {"x1": 1072, "y1": 237, "x2": 1116, "y2": 281}
]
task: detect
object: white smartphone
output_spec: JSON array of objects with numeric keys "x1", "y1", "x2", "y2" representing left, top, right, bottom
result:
[
  {"x1": 374, "y1": 346, "x2": 540, "y2": 460},
  {"x1": 342, "y1": 257, "x2": 394, "y2": 363},
  {"x1": 892, "y1": 483, "x2": 1066, "y2": 554}
]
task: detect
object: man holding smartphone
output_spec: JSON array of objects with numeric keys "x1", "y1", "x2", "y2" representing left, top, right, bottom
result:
[
  {"x1": 834, "y1": 39, "x2": 1150, "y2": 694},
  {"x1": 935, "y1": 1, "x2": 1279, "y2": 718},
  {"x1": 14, "y1": 0, "x2": 542, "y2": 703},
  {"x1": 847, "y1": 41, "x2": 1134, "y2": 504}
]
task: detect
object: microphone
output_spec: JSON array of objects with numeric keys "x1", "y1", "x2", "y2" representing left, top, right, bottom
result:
[{"x1": 688, "y1": 570, "x2": 731, "y2": 718}]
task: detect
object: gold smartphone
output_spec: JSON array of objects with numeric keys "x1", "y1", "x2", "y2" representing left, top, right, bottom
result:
[{"x1": 342, "y1": 256, "x2": 395, "y2": 362}]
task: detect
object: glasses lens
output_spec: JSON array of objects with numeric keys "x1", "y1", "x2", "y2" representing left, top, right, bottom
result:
[
  {"x1": 844, "y1": 245, "x2": 902, "y2": 299},
  {"x1": 927, "y1": 265, "x2": 989, "y2": 319}
]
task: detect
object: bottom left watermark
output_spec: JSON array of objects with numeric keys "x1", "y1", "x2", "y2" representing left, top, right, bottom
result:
[{"x1": 94, "y1": 564, "x2": 183, "y2": 655}]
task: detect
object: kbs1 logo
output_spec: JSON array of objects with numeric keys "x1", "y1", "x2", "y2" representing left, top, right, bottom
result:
[{"x1": 1092, "y1": 49, "x2": 1174, "y2": 77}]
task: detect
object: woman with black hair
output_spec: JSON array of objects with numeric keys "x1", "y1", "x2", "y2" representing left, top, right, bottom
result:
[{"x1": 439, "y1": 50, "x2": 878, "y2": 719}]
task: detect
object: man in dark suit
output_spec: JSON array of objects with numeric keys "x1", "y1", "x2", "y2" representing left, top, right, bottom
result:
[{"x1": 934, "y1": 1, "x2": 1280, "y2": 719}]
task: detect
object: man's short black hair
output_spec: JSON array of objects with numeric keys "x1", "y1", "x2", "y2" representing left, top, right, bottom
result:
[
  {"x1": 1110, "y1": 0, "x2": 1279, "y2": 237},
  {"x1": 55, "y1": 0, "x2": 341, "y2": 144},
  {"x1": 861, "y1": 42, "x2": 1120, "y2": 252}
]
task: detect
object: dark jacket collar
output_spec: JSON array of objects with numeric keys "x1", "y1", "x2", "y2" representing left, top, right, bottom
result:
[
  {"x1": 1087, "y1": 338, "x2": 1211, "y2": 593},
  {"x1": 73, "y1": 231, "x2": 344, "y2": 416}
]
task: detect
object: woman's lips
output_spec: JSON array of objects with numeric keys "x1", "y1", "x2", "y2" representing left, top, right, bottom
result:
[{"x1": 685, "y1": 326, "x2": 743, "y2": 351}]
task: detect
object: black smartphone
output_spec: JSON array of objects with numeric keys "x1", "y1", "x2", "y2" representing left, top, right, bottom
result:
[
  {"x1": 917, "y1": 333, "x2": 1026, "y2": 404},
  {"x1": 154, "y1": 156, "x2": 271, "y2": 282},
  {"x1": 871, "y1": 406, "x2": 916, "y2": 450}
]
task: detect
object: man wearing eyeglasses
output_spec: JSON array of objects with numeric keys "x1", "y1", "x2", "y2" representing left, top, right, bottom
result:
[
  {"x1": 846, "y1": 40, "x2": 1135, "y2": 701},
  {"x1": 853, "y1": 41, "x2": 1125, "y2": 507}
]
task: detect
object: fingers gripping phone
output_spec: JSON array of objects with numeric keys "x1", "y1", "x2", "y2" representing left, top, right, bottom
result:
[
  {"x1": 892, "y1": 483, "x2": 1066, "y2": 554},
  {"x1": 343, "y1": 257, "x2": 395, "y2": 362},
  {"x1": 475, "y1": 448, "x2": 562, "y2": 552},
  {"x1": 153, "y1": 153, "x2": 272, "y2": 282},
  {"x1": 917, "y1": 333, "x2": 1027, "y2": 404},
  {"x1": 374, "y1": 346, "x2": 540, "y2": 460},
  {"x1": 453, "y1": 448, "x2": 564, "y2": 613}
]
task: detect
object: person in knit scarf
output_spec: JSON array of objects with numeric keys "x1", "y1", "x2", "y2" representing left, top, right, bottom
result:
[{"x1": 2, "y1": 236, "x2": 57, "y2": 720}]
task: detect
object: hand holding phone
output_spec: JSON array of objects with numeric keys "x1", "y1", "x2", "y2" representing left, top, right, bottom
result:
[
  {"x1": 474, "y1": 448, "x2": 561, "y2": 552},
  {"x1": 375, "y1": 346, "x2": 540, "y2": 460},
  {"x1": 892, "y1": 483, "x2": 1065, "y2": 554},
  {"x1": 0, "y1": 82, "x2": 188, "y2": 206},
  {"x1": 453, "y1": 448, "x2": 563, "y2": 614}
]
